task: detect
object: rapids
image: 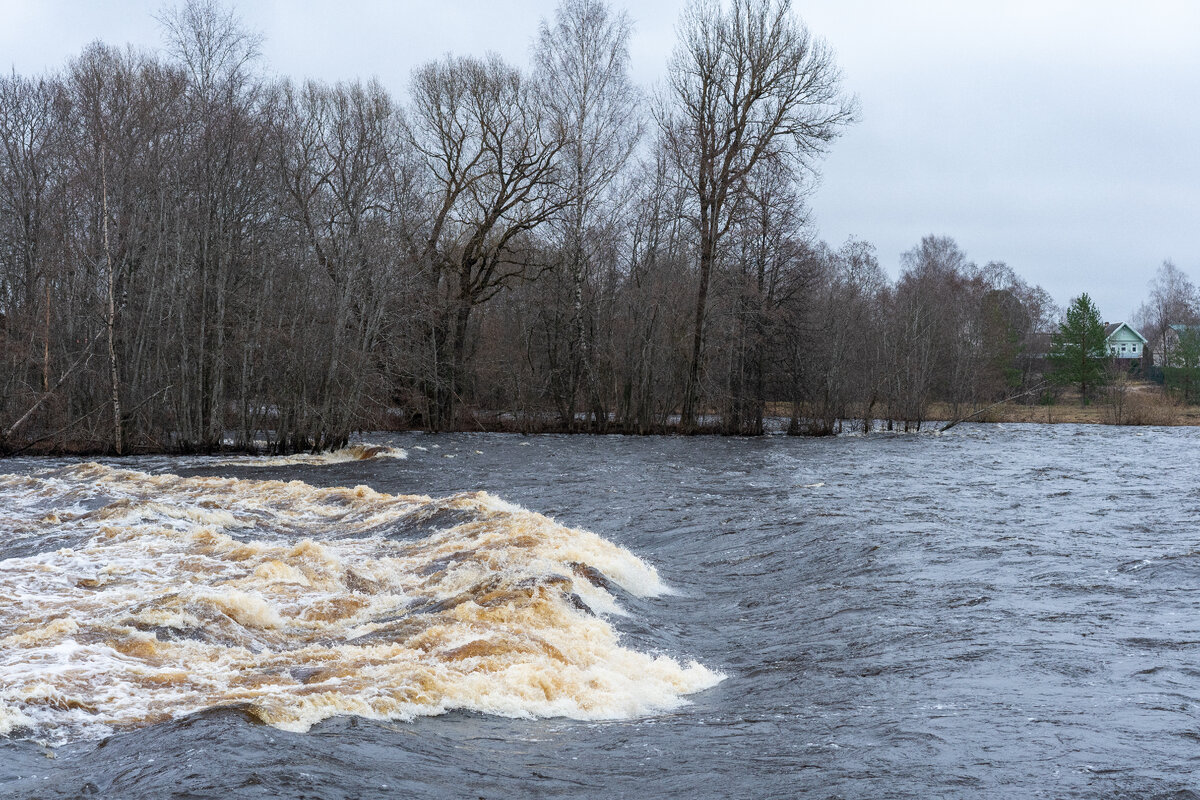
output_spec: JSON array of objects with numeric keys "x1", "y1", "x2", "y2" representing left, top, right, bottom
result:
[
  {"x1": 3, "y1": 425, "x2": 1200, "y2": 797},
  {"x1": 0, "y1": 463, "x2": 717, "y2": 744}
]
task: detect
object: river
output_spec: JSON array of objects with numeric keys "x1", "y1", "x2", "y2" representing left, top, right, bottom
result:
[{"x1": 1, "y1": 424, "x2": 1198, "y2": 798}]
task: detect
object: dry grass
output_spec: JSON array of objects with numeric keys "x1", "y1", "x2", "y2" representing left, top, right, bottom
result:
[
  {"x1": 1100, "y1": 380, "x2": 1180, "y2": 426},
  {"x1": 739, "y1": 388, "x2": 1200, "y2": 429},
  {"x1": 934, "y1": 383, "x2": 1193, "y2": 426},
  {"x1": 932, "y1": 401, "x2": 1112, "y2": 425}
]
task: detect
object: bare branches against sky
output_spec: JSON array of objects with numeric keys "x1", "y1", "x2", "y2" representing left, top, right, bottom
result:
[{"x1": 2, "y1": 0, "x2": 1197, "y2": 319}]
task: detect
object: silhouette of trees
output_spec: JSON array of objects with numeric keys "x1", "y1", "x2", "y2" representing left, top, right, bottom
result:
[{"x1": 0, "y1": 0, "x2": 1072, "y2": 453}]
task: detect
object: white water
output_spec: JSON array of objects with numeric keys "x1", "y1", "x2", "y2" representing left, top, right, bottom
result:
[{"x1": 0, "y1": 463, "x2": 720, "y2": 744}]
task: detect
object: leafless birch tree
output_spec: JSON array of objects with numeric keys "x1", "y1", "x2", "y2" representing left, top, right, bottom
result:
[{"x1": 534, "y1": 0, "x2": 642, "y2": 429}]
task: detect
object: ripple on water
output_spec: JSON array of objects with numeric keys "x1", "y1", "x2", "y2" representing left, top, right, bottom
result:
[{"x1": 4, "y1": 424, "x2": 1200, "y2": 797}]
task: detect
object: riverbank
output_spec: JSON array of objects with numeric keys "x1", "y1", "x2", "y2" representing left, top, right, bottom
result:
[
  {"x1": 934, "y1": 387, "x2": 1196, "y2": 426},
  {"x1": 937, "y1": 403, "x2": 1178, "y2": 425},
  {"x1": 5, "y1": 390, "x2": 1199, "y2": 458}
]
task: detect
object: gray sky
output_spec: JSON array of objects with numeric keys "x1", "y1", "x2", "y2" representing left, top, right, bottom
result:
[{"x1": 2, "y1": 0, "x2": 1198, "y2": 322}]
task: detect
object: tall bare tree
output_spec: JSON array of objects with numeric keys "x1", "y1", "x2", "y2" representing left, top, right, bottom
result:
[
  {"x1": 534, "y1": 0, "x2": 642, "y2": 429},
  {"x1": 159, "y1": 0, "x2": 265, "y2": 450},
  {"x1": 660, "y1": 0, "x2": 855, "y2": 431},
  {"x1": 406, "y1": 54, "x2": 564, "y2": 428}
]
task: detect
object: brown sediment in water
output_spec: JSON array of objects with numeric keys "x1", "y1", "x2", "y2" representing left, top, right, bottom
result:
[
  {"x1": 0, "y1": 463, "x2": 720, "y2": 744},
  {"x1": 212, "y1": 444, "x2": 409, "y2": 467}
]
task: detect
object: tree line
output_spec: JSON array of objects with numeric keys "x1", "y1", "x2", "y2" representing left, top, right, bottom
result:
[{"x1": 0, "y1": 0, "x2": 1061, "y2": 454}]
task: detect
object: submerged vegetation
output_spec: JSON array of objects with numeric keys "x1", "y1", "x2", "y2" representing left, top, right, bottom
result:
[{"x1": 0, "y1": 0, "x2": 1184, "y2": 454}]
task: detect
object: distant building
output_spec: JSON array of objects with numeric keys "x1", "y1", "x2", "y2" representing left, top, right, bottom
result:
[
  {"x1": 1026, "y1": 324, "x2": 1146, "y2": 374},
  {"x1": 1103, "y1": 322, "x2": 1147, "y2": 361}
]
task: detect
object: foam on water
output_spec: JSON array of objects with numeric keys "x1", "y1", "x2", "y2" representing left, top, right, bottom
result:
[
  {"x1": 0, "y1": 464, "x2": 720, "y2": 744},
  {"x1": 215, "y1": 444, "x2": 408, "y2": 467},
  {"x1": 0, "y1": 703, "x2": 32, "y2": 736}
]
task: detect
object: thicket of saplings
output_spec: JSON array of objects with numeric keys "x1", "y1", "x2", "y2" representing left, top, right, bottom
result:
[{"x1": 0, "y1": 0, "x2": 1059, "y2": 455}]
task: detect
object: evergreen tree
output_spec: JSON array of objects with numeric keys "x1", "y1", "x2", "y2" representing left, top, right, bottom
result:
[
  {"x1": 1049, "y1": 293, "x2": 1108, "y2": 401},
  {"x1": 1167, "y1": 327, "x2": 1200, "y2": 403}
]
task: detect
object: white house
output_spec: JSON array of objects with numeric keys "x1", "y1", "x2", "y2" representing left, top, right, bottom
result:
[{"x1": 1103, "y1": 322, "x2": 1147, "y2": 360}]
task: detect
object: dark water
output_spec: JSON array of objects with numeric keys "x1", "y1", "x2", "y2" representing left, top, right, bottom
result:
[{"x1": 4, "y1": 424, "x2": 1200, "y2": 798}]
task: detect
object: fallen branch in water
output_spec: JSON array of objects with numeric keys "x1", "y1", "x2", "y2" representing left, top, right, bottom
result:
[{"x1": 939, "y1": 381, "x2": 1049, "y2": 433}]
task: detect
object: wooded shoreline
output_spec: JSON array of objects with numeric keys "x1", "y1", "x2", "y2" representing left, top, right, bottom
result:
[
  {"x1": 4, "y1": 1, "x2": 1183, "y2": 460},
  {"x1": 5, "y1": 395, "x2": 1197, "y2": 458}
]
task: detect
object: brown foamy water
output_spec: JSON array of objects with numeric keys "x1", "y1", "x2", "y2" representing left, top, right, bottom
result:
[
  {"x1": 212, "y1": 444, "x2": 409, "y2": 467},
  {"x1": 0, "y1": 463, "x2": 720, "y2": 744}
]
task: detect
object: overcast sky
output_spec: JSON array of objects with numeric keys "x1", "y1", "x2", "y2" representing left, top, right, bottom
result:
[{"x1": 2, "y1": 0, "x2": 1197, "y2": 321}]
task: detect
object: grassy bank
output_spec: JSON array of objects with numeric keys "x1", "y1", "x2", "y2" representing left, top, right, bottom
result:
[
  {"x1": 5, "y1": 387, "x2": 1197, "y2": 458},
  {"x1": 934, "y1": 384, "x2": 1198, "y2": 426}
]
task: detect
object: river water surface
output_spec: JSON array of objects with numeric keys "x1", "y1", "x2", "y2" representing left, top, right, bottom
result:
[{"x1": 2, "y1": 424, "x2": 1199, "y2": 798}]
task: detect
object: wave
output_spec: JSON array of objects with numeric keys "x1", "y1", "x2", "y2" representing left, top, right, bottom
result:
[
  {"x1": 214, "y1": 444, "x2": 408, "y2": 467},
  {"x1": 0, "y1": 464, "x2": 720, "y2": 744}
]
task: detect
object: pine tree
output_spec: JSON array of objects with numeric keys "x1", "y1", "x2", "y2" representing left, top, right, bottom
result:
[
  {"x1": 1049, "y1": 293, "x2": 1108, "y2": 401},
  {"x1": 1167, "y1": 327, "x2": 1200, "y2": 403}
]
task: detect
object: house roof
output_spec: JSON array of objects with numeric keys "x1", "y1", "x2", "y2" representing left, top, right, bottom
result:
[
  {"x1": 1169, "y1": 323, "x2": 1200, "y2": 334},
  {"x1": 1103, "y1": 321, "x2": 1147, "y2": 344}
]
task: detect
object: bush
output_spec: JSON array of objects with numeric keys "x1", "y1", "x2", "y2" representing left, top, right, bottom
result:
[{"x1": 1103, "y1": 379, "x2": 1178, "y2": 426}]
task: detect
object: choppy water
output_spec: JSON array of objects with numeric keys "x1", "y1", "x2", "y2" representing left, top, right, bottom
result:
[{"x1": 2, "y1": 425, "x2": 1200, "y2": 798}]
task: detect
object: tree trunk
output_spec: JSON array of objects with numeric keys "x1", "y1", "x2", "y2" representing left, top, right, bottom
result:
[
  {"x1": 43, "y1": 282, "x2": 51, "y2": 393},
  {"x1": 682, "y1": 224, "x2": 714, "y2": 432},
  {"x1": 101, "y1": 156, "x2": 123, "y2": 455}
]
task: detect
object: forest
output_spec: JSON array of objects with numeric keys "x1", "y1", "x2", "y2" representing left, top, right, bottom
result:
[{"x1": 0, "y1": 0, "x2": 1065, "y2": 454}]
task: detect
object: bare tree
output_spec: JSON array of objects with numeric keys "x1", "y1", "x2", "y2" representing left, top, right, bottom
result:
[
  {"x1": 70, "y1": 44, "x2": 150, "y2": 454},
  {"x1": 611, "y1": 139, "x2": 695, "y2": 433},
  {"x1": 660, "y1": 0, "x2": 856, "y2": 431},
  {"x1": 718, "y1": 157, "x2": 807, "y2": 434},
  {"x1": 0, "y1": 73, "x2": 63, "y2": 417},
  {"x1": 1134, "y1": 259, "x2": 1199, "y2": 368},
  {"x1": 798, "y1": 237, "x2": 886, "y2": 434},
  {"x1": 158, "y1": 0, "x2": 262, "y2": 98},
  {"x1": 159, "y1": 0, "x2": 265, "y2": 450},
  {"x1": 534, "y1": 0, "x2": 642, "y2": 429},
  {"x1": 406, "y1": 54, "x2": 564, "y2": 429},
  {"x1": 273, "y1": 78, "x2": 400, "y2": 450}
]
